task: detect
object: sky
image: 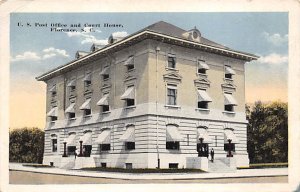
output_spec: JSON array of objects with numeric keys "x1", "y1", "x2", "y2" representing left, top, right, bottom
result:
[{"x1": 10, "y1": 12, "x2": 288, "y2": 129}]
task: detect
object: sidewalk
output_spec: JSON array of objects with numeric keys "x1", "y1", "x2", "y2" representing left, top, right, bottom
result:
[{"x1": 9, "y1": 163, "x2": 288, "y2": 180}]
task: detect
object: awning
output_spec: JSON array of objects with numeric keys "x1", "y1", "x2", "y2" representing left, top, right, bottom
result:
[
  {"x1": 67, "y1": 79, "x2": 76, "y2": 87},
  {"x1": 47, "y1": 107, "x2": 58, "y2": 117},
  {"x1": 79, "y1": 98, "x2": 91, "y2": 110},
  {"x1": 100, "y1": 66, "x2": 109, "y2": 75},
  {"x1": 197, "y1": 89, "x2": 212, "y2": 102},
  {"x1": 64, "y1": 133, "x2": 77, "y2": 146},
  {"x1": 225, "y1": 66, "x2": 236, "y2": 75},
  {"x1": 119, "y1": 126, "x2": 135, "y2": 142},
  {"x1": 198, "y1": 60, "x2": 210, "y2": 70},
  {"x1": 224, "y1": 129, "x2": 239, "y2": 143},
  {"x1": 124, "y1": 56, "x2": 134, "y2": 66},
  {"x1": 83, "y1": 73, "x2": 91, "y2": 82},
  {"x1": 95, "y1": 129, "x2": 111, "y2": 144},
  {"x1": 80, "y1": 132, "x2": 92, "y2": 145},
  {"x1": 97, "y1": 94, "x2": 109, "y2": 106},
  {"x1": 121, "y1": 86, "x2": 135, "y2": 100},
  {"x1": 166, "y1": 125, "x2": 184, "y2": 142},
  {"x1": 224, "y1": 93, "x2": 238, "y2": 106},
  {"x1": 65, "y1": 103, "x2": 75, "y2": 113},
  {"x1": 49, "y1": 85, "x2": 56, "y2": 92},
  {"x1": 197, "y1": 128, "x2": 213, "y2": 143}
]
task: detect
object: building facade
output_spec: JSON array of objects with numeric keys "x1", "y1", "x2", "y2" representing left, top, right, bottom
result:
[{"x1": 36, "y1": 21, "x2": 258, "y2": 170}]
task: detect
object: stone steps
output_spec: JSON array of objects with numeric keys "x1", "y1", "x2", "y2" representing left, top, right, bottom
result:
[{"x1": 208, "y1": 158, "x2": 236, "y2": 173}]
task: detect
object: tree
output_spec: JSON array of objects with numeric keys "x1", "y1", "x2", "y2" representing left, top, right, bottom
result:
[
  {"x1": 247, "y1": 101, "x2": 288, "y2": 163},
  {"x1": 9, "y1": 127, "x2": 44, "y2": 164}
]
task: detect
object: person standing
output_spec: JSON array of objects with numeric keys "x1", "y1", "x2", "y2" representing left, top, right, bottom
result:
[{"x1": 210, "y1": 148, "x2": 214, "y2": 162}]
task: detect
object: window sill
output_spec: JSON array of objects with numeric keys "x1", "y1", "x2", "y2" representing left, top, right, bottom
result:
[
  {"x1": 197, "y1": 73, "x2": 208, "y2": 77},
  {"x1": 165, "y1": 67, "x2": 178, "y2": 72},
  {"x1": 103, "y1": 78, "x2": 110, "y2": 81},
  {"x1": 102, "y1": 111, "x2": 111, "y2": 114},
  {"x1": 196, "y1": 108, "x2": 210, "y2": 112},
  {"x1": 84, "y1": 115, "x2": 92, "y2": 118},
  {"x1": 223, "y1": 111, "x2": 236, "y2": 114},
  {"x1": 50, "y1": 121, "x2": 57, "y2": 123},
  {"x1": 224, "y1": 78, "x2": 234, "y2": 81},
  {"x1": 165, "y1": 105, "x2": 181, "y2": 109},
  {"x1": 69, "y1": 118, "x2": 76, "y2": 121},
  {"x1": 124, "y1": 105, "x2": 136, "y2": 110}
]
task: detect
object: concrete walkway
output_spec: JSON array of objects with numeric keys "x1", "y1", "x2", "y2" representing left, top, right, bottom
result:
[{"x1": 9, "y1": 163, "x2": 288, "y2": 180}]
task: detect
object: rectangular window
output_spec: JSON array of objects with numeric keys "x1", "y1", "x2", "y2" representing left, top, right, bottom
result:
[
  {"x1": 69, "y1": 112, "x2": 75, "y2": 119},
  {"x1": 166, "y1": 141, "x2": 180, "y2": 150},
  {"x1": 167, "y1": 85, "x2": 177, "y2": 106},
  {"x1": 125, "y1": 56, "x2": 134, "y2": 71},
  {"x1": 198, "y1": 101, "x2": 208, "y2": 109},
  {"x1": 225, "y1": 73, "x2": 232, "y2": 79},
  {"x1": 84, "y1": 109, "x2": 91, "y2": 116},
  {"x1": 103, "y1": 74, "x2": 109, "y2": 80},
  {"x1": 52, "y1": 139, "x2": 57, "y2": 152},
  {"x1": 125, "y1": 163, "x2": 133, "y2": 169},
  {"x1": 51, "y1": 116, "x2": 58, "y2": 122},
  {"x1": 126, "y1": 99, "x2": 135, "y2": 107},
  {"x1": 70, "y1": 86, "x2": 76, "y2": 92},
  {"x1": 125, "y1": 142, "x2": 135, "y2": 150},
  {"x1": 101, "y1": 163, "x2": 107, "y2": 168},
  {"x1": 168, "y1": 55, "x2": 176, "y2": 69},
  {"x1": 169, "y1": 163, "x2": 178, "y2": 169},
  {"x1": 225, "y1": 66, "x2": 235, "y2": 80},
  {"x1": 102, "y1": 105, "x2": 110, "y2": 112},
  {"x1": 198, "y1": 68, "x2": 207, "y2": 74},
  {"x1": 224, "y1": 143, "x2": 235, "y2": 152},
  {"x1": 83, "y1": 145, "x2": 92, "y2": 157},
  {"x1": 67, "y1": 146, "x2": 76, "y2": 155},
  {"x1": 225, "y1": 105, "x2": 234, "y2": 112},
  {"x1": 100, "y1": 144, "x2": 111, "y2": 151},
  {"x1": 127, "y1": 64, "x2": 134, "y2": 71}
]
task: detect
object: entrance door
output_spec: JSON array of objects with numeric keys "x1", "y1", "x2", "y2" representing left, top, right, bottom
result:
[{"x1": 197, "y1": 143, "x2": 209, "y2": 157}]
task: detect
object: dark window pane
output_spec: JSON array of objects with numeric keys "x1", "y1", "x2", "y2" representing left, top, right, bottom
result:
[
  {"x1": 167, "y1": 88, "x2": 177, "y2": 105},
  {"x1": 51, "y1": 116, "x2": 57, "y2": 121},
  {"x1": 100, "y1": 144, "x2": 111, "y2": 151},
  {"x1": 166, "y1": 141, "x2": 180, "y2": 150},
  {"x1": 103, "y1": 74, "x2": 109, "y2": 80},
  {"x1": 67, "y1": 146, "x2": 76, "y2": 155},
  {"x1": 125, "y1": 142, "x2": 135, "y2": 150},
  {"x1": 168, "y1": 56, "x2": 176, "y2": 68},
  {"x1": 198, "y1": 101, "x2": 208, "y2": 109},
  {"x1": 69, "y1": 113, "x2": 75, "y2": 119},
  {"x1": 126, "y1": 99, "x2": 135, "y2": 107},
  {"x1": 127, "y1": 64, "x2": 134, "y2": 71},
  {"x1": 169, "y1": 163, "x2": 178, "y2": 168},
  {"x1": 85, "y1": 109, "x2": 91, "y2": 116},
  {"x1": 198, "y1": 68, "x2": 206, "y2": 74},
  {"x1": 102, "y1": 105, "x2": 110, "y2": 112},
  {"x1": 225, "y1": 73, "x2": 232, "y2": 79},
  {"x1": 224, "y1": 143, "x2": 235, "y2": 152},
  {"x1": 225, "y1": 105, "x2": 234, "y2": 112},
  {"x1": 52, "y1": 139, "x2": 57, "y2": 152},
  {"x1": 83, "y1": 145, "x2": 92, "y2": 157}
]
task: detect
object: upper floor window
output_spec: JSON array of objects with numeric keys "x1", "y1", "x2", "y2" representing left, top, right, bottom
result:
[
  {"x1": 124, "y1": 56, "x2": 134, "y2": 71},
  {"x1": 83, "y1": 73, "x2": 92, "y2": 87},
  {"x1": 224, "y1": 93, "x2": 237, "y2": 112},
  {"x1": 197, "y1": 89, "x2": 212, "y2": 109},
  {"x1": 121, "y1": 86, "x2": 135, "y2": 107},
  {"x1": 167, "y1": 54, "x2": 176, "y2": 69},
  {"x1": 100, "y1": 66, "x2": 110, "y2": 80},
  {"x1": 198, "y1": 60, "x2": 209, "y2": 75},
  {"x1": 49, "y1": 85, "x2": 57, "y2": 97},
  {"x1": 80, "y1": 98, "x2": 92, "y2": 116},
  {"x1": 67, "y1": 79, "x2": 76, "y2": 92},
  {"x1": 47, "y1": 106, "x2": 58, "y2": 122},
  {"x1": 97, "y1": 93, "x2": 110, "y2": 112},
  {"x1": 225, "y1": 66, "x2": 236, "y2": 80},
  {"x1": 65, "y1": 102, "x2": 76, "y2": 119},
  {"x1": 167, "y1": 84, "x2": 177, "y2": 106}
]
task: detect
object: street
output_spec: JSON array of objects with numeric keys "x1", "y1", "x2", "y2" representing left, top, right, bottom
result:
[{"x1": 9, "y1": 170, "x2": 288, "y2": 184}]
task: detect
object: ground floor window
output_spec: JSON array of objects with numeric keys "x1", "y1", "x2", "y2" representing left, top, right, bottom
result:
[
  {"x1": 169, "y1": 163, "x2": 178, "y2": 169},
  {"x1": 197, "y1": 143, "x2": 209, "y2": 157},
  {"x1": 100, "y1": 144, "x2": 110, "y2": 151},
  {"x1": 67, "y1": 146, "x2": 76, "y2": 155},
  {"x1": 224, "y1": 143, "x2": 235, "y2": 152},
  {"x1": 101, "y1": 163, "x2": 107, "y2": 168},
  {"x1": 52, "y1": 139, "x2": 57, "y2": 152},
  {"x1": 83, "y1": 145, "x2": 92, "y2": 157},
  {"x1": 125, "y1": 142, "x2": 135, "y2": 150},
  {"x1": 166, "y1": 141, "x2": 180, "y2": 150}
]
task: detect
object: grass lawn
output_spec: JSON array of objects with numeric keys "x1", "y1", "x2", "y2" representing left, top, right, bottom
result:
[{"x1": 238, "y1": 162, "x2": 288, "y2": 169}]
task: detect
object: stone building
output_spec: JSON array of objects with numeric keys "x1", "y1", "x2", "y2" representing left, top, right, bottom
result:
[{"x1": 36, "y1": 21, "x2": 258, "y2": 170}]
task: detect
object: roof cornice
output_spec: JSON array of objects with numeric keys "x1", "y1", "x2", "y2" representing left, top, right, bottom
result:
[{"x1": 36, "y1": 30, "x2": 258, "y2": 81}]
